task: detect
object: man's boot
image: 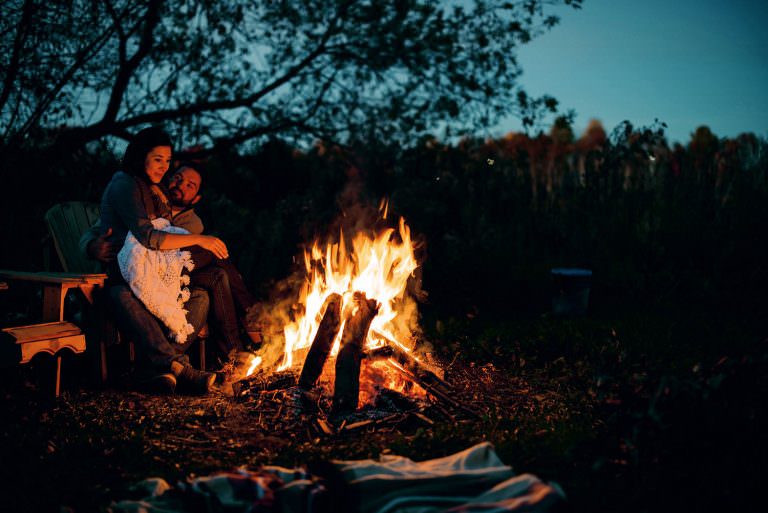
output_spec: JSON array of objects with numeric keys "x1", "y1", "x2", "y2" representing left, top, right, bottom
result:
[
  {"x1": 136, "y1": 372, "x2": 177, "y2": 394},
  {"x1": 171, "y1": 361, "x2": 215, "y2": 395}
]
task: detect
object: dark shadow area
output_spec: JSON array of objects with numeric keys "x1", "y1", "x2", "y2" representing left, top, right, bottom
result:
[{"x1": 1, "y1": 122, "x2": 767, "y2": 512}]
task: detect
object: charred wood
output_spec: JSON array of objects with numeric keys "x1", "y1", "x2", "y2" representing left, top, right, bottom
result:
[
  {"x1": 363, "y1": 345, "x2": 394, "y2": 361},
  {"x1": 385, "y1": 359, "x2": 481, "y2": 418},
  {"x1": 371, "y1": 329, "x2": 451, "y2": 390},
  {"x1": 232, "y1": 370, "x2": 298, "y2": 396},
  {"x1": 298, "y1": 293, "x2": 342, "y2": 389},
  {"x1": 332, "y1": 292, "x2": 380, "y2": 414}
]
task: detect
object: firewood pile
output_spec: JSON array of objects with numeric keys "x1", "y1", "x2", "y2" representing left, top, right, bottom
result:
[
  {"x1": 231, "y1": 293, "x2": 484, "y2": 436},
  {"x1": 231, "y1": 365, "x2": 482, "y2": 437}
]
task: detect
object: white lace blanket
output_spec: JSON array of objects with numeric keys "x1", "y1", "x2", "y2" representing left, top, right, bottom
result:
[{"x1": 118, "y1": 218, "x2": 195, "y2": 344}]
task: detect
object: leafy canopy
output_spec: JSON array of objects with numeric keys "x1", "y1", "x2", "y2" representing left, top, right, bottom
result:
[{"x1": 0, "y1": 0, "x2": 582, "y2": 152}]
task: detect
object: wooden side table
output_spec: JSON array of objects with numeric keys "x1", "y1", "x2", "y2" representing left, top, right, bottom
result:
[
  {"x1": 1, "y1": 321, "x2": 86, "y2": 397},
  {"x1": 0, "y1": 270, "x2": 107, "y2": 322},
  {"x1": 0, "y1": 270, "x2": 106, "y2": 395}
]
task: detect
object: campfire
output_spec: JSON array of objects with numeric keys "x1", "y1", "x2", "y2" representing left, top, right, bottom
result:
[{"x1": 238, "y1": 203, "x2": 451, "y2": 415}]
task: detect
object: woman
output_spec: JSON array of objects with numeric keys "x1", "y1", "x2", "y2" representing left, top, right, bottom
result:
[
  {"x1": 100, "y1": 129, "x2": 228, "y2": 265},
  {"x1": 100, "y1": 126, "x2": 224, "y2": 394}
]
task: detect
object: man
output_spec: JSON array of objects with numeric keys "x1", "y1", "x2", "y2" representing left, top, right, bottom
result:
[
  {"x1": 163, "y1": 164, "x2": 258, "y2": 368},
  {"x1": 83, "y1": 163, "x2": 256, "y2": 394}
]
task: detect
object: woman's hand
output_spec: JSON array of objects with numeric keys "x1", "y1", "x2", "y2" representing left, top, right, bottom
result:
[{"x1": 197, "y1": 235, "x2": 229, "y2": 259}]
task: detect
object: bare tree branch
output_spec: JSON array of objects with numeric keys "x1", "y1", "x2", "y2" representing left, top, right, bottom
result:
[
  {"x1": 100, "y1": 0, "x2": 163, "y2": 126},
  {"x1": 0, "y1": 0, "x2": 34, "y2": 112},
  {"x1": 19, "y1": 23, "x2": 116, "y2": 137},
  {"x1": 103, "y1": 0, "x2": 128, "y2": 66},
  {"x1": 110, "y1": 4, "x2": 348, "y2": 132},
  {"x1": 0, "y1": 0, "x2": 578, "y2": 151}
]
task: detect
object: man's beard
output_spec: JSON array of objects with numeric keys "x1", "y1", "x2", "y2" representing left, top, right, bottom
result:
[{"x1": 168, "y1": 189, "x2": 191, "y2": 209}]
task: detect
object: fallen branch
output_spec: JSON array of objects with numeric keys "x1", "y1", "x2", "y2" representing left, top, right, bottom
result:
[{"x1": 412, "y1": 412, "x2": 434, "y2": 425}]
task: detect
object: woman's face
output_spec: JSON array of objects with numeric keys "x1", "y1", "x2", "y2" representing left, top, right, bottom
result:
[{"x1": 144, "y1": 145, "x2": 172, "y2": 184}]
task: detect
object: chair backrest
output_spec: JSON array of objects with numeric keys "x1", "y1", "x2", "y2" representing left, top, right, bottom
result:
[{"x1": 44, "y1": 202, "x2": 102, "y2": 274}]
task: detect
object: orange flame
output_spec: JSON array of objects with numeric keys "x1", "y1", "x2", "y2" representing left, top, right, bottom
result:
[
  {"x1": 245, "y1": 355, "x2": 262, "y2": 377},
  {"x1": 279, "y1": 215, "x2": 420, "y2": 379}
]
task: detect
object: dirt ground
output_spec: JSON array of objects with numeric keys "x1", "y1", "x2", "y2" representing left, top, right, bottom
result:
[
  {"x1": 1, "y1": 311, "x2": 765, "y2": 513},
  {"x1": 0, "y1": 354, "x2": 585, "y2": 513}
]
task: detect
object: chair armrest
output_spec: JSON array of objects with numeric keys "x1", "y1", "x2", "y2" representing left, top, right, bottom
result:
[
  {"x1": 0, "y1": 269, "x2": 108, "y2": 322},
  {"x1": 0, "y1": 269, "x2": 107, "y2": 286}
]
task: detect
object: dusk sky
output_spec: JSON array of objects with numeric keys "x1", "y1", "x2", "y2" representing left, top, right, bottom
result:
[{"x1": 496, "y1": 0, "x2": 768, "y2": 144}]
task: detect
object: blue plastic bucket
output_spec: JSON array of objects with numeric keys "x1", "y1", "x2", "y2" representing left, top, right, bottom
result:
[{"x1": 551, "y1": 268, "x2": 592, "y2": 316}]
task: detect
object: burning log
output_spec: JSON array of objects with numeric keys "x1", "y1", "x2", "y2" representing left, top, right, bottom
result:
[
  {"x1": 298, "y1": 293, "x2": 343, "y2": 389},
  {"x1": 332, "y1": 292, "x2": 380, "y2": 414},
  {"x1": 370, "y1": 329, "x2": 450, "y2": 390},
  {"x1": 363, "y1": 345, "x2": 394, "y2": 361},
  {"x1": 385, "y1": 359, "x2": 481, "y2": 418},
  {"x1": 231, "y1": 370, "x2": 299, "y2": 396}
]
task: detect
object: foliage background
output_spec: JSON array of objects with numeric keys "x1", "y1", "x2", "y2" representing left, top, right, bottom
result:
[{"x1": 3, "y1": 120, "x2": 767, "y2": 315}]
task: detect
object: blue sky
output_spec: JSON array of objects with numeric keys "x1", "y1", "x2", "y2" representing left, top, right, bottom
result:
[{"x1": 494, "y1": 0, "x2": 768, "y2": 144}]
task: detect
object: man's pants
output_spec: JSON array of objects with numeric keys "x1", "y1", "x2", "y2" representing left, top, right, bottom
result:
[
  {"x1": 191, "y1": 265, "x2": 245, "y2": 358},
  {"x1": 186, "y1": 247, "x2": 256, "y2": 359},
  {"x1": 108, "y1": 284, "x2": 209, "y2": 375},
  {"x1": 186, "y1": 248, "x2": 255, "y2": 313}
]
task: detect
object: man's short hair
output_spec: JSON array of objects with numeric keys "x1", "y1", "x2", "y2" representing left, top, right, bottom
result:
[{"x1": 173, "y1": 161, "x2": 204, "y2": 185}]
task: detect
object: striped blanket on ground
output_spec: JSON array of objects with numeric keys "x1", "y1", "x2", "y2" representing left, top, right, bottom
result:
[{"x1": 110, "y1": 442, "x2": 564, "y2": 513}]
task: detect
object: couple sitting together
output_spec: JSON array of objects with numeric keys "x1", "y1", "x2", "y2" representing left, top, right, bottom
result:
[{"x1": 80, "y1": 126, "x2": 258, "y2": 395}]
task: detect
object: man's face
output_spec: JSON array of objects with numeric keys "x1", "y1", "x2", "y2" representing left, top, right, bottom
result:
[{"x1": 167, "y1": 167, "x2": 202, "y2": 207}]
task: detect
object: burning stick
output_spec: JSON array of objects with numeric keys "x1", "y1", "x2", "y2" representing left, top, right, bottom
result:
[
  {"x1": 385, "y1": 359, "x2": 481, "y2": 419},
  {"x1": 363, "y1": 345, "x2": 394, "y2": 361},
  {"x1": 298, "y1": 293, "x2": 342, "y2": 389},
  {"x1": 370, "y1": 329, "x2": 451, "y2": 390},
  {"x1": 231, "y1": 370, "x2": 298, "y2": 396},
  {"x1": 332, "y1": 292, "x2": 380, "y2": 414}
]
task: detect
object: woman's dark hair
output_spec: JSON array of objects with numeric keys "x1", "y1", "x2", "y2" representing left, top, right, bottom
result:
[{"x1": 122, "y1": 126, "x2": 173, "y2": 181}]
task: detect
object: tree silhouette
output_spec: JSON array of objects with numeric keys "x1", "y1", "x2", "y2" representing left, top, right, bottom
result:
[{"x1": 0, "y1": 0, "x2": 582, "y2": 154}]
